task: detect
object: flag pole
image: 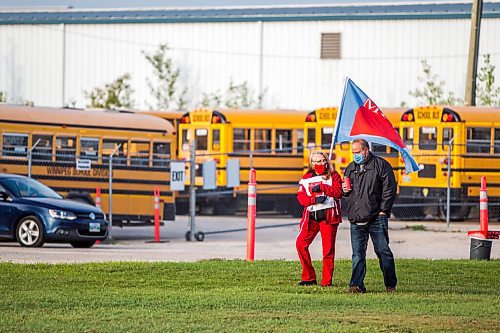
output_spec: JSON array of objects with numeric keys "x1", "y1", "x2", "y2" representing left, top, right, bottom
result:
[{"x1": 329, "y1": 76, "x2": 349, "y2": 160}]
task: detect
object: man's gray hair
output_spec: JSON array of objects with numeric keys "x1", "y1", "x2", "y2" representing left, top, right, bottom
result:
[{"x1": 352, "y1": 138, "x2": 369, "y2": 150}]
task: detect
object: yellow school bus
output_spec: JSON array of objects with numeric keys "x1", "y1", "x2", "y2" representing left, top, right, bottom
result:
[
  {"x1": 177, "y1": 108, "x2": 307, "y2": 216},
  {"x1": 126, "y1": 109, "x2": 184, "y2": 132},
  {"x1": 396, "y1": 105, "x2": 500, "y2": 220},
  {"x1": 121, "y1": 109, "x2": 184, "y2": 157},
  {"x1": 0, "y1": 105, "x2": 176, "y2": 225},
  {"x1": 304, "y1": 107, "x2": 405, "y2": 176}
]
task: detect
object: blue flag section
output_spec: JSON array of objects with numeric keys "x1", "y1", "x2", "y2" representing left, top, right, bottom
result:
[{"x1": 332, "y1": 78, "x2": 420, "y2": 174}]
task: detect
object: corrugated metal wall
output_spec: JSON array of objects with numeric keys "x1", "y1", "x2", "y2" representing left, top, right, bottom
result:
[{"x1": 0, "y1": 18, "x2": 498, "y2": 109}]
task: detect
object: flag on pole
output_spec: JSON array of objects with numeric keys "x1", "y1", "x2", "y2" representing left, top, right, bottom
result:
[{"x1": 331, "y1": 78, "x2": 420, "y2": 174}]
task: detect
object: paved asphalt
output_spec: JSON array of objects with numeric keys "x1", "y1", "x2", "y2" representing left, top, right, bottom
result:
[{"x1": 0, "y1": 216, "x2": 499, "y2": 263}]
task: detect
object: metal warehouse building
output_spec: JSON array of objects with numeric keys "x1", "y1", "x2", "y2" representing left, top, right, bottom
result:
[{"x1": 0, "y1": 1, "x2": 499, "y2": 109}]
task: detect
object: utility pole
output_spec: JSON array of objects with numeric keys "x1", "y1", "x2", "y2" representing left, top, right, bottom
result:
[{"x1": 464, "y1": 0, "x2": 483, "y2": 106}]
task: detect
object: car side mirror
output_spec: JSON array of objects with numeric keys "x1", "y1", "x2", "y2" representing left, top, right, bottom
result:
[{"x1": 0, "y1": 191, "x2": 12, "y2": 202}]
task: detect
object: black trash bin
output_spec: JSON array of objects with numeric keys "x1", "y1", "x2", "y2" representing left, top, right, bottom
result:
[{"x1": 469, "y1": 237, "x2": 492, "y2": 260}]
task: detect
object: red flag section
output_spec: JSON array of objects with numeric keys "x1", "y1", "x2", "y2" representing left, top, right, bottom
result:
[{"x1": 349, "y1": 98, "x2": 406, "y2": 149}]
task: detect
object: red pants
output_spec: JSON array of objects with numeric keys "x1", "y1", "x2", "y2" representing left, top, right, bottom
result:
[{"x1": 296, "y1": 218, "x2": 339, "y2": 286}]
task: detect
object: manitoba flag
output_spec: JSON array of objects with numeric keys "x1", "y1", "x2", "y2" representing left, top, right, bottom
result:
[{"x1": 332, "y1": 78, "x2": 420, "y2": 174}]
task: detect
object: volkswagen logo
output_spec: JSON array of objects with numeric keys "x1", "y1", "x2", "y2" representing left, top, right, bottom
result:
[{"x1": 89, "y1": 212, "x2": 95, "y2": 220}]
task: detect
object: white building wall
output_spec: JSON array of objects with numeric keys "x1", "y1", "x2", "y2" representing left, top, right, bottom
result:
[
  {"x1": 0, "y1": 24, "x2": 63, "y2": 106},
  {"x1": 0, "y1": 17, "x2": 498, "y2": 109}
]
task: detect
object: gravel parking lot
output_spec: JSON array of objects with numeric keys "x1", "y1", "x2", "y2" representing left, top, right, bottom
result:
[{"x1": 0, "y1": 216, "x2": 499, "y2": 263}]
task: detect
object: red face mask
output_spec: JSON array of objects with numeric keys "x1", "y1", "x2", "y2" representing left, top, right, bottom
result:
[{"x1": 314, "y1": 164, "x2": 326, "y2": 175}]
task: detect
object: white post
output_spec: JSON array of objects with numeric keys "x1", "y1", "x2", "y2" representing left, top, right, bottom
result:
[
  {"x1": 108, "y1": 144, "x2": 122, "y2": 241},
  {"x1": 446, "y1": 133, "x2": 459, "y2": 227},
  {"x1": 28, "y1": 139, "x2": 41, "y2": 178},
  {"x1": 188, "y1": 140, "x2": 196, "y2": 241}
]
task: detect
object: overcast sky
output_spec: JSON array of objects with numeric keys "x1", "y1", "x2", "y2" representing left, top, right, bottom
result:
[{"x1": 0, "y1": 0, "x2": 449, "y2": 9}]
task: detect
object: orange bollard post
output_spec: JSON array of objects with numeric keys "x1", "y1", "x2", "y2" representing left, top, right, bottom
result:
[
  {"x1": 468, "y1": 176, "x2": 500, "y2": 240},
  {"x1": 154, "y1": 188, "x2": 160, "y2": 243},
  {"x1": 479, "y1": 176, "x2": 488, "y2": 236},
  {"x1": 95, "y1": 187, "x2": 102, "y2": 245},
  {"x1": 95, "y1": 187, "x2": 102, "y2": 210},
  {"x1": 246, "y1": 168, "x2": 257, "y2": 261}
]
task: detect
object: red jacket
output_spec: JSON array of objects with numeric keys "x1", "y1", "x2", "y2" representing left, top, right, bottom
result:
[{"x1": 297, "y1": 170, "x2": 343, "y2": 224}]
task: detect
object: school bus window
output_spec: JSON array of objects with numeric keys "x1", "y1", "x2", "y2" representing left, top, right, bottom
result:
[
  {"x1": 233, "y1": 128, "x2": 250, "y2": 152},
  {"x1": 212, "y1": 129, "x2": 220, "y2": 151},
  {"x1": 181, "y1": 129, "x2": 189, "y2": 151},
  {"x1": 102, "y1": 139, "x2": 128, "y2": 165},
  {"x1": 276, "y1": 129, "x2": 292, "y2": 153},
  {"x1": 494, "y1": 129, "x2": 500, "y2": 154},
  {"x1": 195, "y1": 128, "x2": 208, "y2": 150},
  {"x1": 307, "y1": 128, "x2": 315, "y2": 149},
  {"x1": 80, "y1": 137, "x2": 99, "y2": 161},
  {"x1": 419, "y1": 127, "x2": 437, "y2": 150},
  {"x1": 372, "y1": 143, "x2": 387, "y2": 155},
  {"x1": 442, "y1": 128, "x2": 454, "y2": 149},
  {"x1": 297, "y1": 129, "x2": 304, "y2": 153},
  {"x1": 321, "y1": 127, "x2": 333, "y2": 149},
  {"x1": 153, "y1": 142, "x2": 170, "y2": 167},
  {"x1": 32, "y1": 134, "x2": 53, "y2": 161},
  {"x1": 2, "y1": 133, "x2": 28, "y2": 158},
  {"x1": 402, "y1": 127, "x2": 414, "y2": 149},
  {"x1": 55, "y1": 136, "x2": 76, "y2": 162},
  {"x1": 130, "y1": 141, "x2": 150, "y2": 166},
  {"x1": 467, "y1": 127, "x2": 491, "y2": 154},
  {"x1": 255, "y1": 129, "x2": 272, "y2": 152}
]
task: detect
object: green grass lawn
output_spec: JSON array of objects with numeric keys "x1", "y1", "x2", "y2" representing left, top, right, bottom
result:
[{"x1": 0, "y1": 259, "x2": 499, "y2": 332}]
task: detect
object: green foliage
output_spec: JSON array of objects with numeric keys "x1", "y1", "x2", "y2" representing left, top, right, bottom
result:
[
  {"x1": 200, "y1": 90, "x2": 223, "y2": 108},
  {"x1": 84, "y1": 73, "x2": 134, "y2": 109},
  {"x1": 476, "y1": 54, "x2": 500, "y2": 106},
  {"x1": 410, "y1": 60, "x2": 463, "y2": 105},
  {"x1": 143, "y1": 44, "x2": 188, "y2": 111},
  {"x1": 0, "y1": 260, "x2": 498, "y2": 332},
  {"x1": 200, "y1": 78, "x2": 265, "y2": 109},
  {"x1": 0, "y1": 90, "x2": 6, "y2": 103},
  {"x1": 407, "y1": 224, "x2": 426, "y2": 231}
]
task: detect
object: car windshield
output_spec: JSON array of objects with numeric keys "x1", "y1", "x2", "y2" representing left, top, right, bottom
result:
[{"x1": 2, "y1": 178, "x2": 62, "y2": 199}]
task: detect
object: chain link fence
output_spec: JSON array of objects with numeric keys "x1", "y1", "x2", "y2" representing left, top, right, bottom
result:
[
  {"x1": 177, "y1": 145, "x2": 495, "y2": 222},
  {"x1": 0, "y1": 149, "x2": 174, "y2": 226},
  {"x1": 1, "y1": 146, "x2": 495, "y2": 222}
]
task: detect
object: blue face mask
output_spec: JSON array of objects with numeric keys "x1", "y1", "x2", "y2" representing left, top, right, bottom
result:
[{"x1": 353, "y1": 153, "x2": 365, "y2": 164}]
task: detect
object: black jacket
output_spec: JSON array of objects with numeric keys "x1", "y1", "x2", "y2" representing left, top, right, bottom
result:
[{"x1": 343, "y1": 152, "x2": 397, "y2": 223}]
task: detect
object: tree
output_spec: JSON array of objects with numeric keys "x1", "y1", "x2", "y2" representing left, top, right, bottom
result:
[
  {"x1": 200, "y1": 91, "x2": 223, "y2": 108},
  {"x1": 476, "y1": 54, "x2": 500, "y2": 106},
  {"x1": 409, "y1": 60, "x2": 462, "y2": 105},
  {"x1": 199, "y1": 79, "x2": 265, "y2": 109},
  {"x1": 143, "y1": 44, "x2": 188, "y2": 111},
  {"x1": 84, "y1": 73, "x2": 134, "y2": 109},
  {"x1": 0, "y1": 91, "x2": 6, "y2": 103}
]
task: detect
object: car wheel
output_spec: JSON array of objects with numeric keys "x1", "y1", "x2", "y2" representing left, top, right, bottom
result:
[
  {"x1": 16, "y1": 216, "x2": 45, "y2": 247},
  {"x1": 70, "y1": 241, "x2": 96, "y2": 248}
]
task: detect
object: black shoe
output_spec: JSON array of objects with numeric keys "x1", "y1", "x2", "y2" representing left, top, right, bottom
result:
[{"x1": 298, "y1": 279, "x2": 317, "y2": 286}]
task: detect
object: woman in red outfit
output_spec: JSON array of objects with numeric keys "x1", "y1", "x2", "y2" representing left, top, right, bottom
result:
[{"x1": 296, "y1": 151, "x2": 343, "y2": 287}]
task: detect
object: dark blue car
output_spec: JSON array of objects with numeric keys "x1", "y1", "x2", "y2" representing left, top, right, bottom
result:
[{"x1": 0, "y1": 174, "x2": 108, "y2": 248}]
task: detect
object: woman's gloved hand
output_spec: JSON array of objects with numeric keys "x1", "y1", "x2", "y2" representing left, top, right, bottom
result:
[
  {"x1": 314, "y1": 196, "x2": 327, "y2": 204},
  {"x1": 311, "y1": 184, "x2": 322, "y2": 193}
]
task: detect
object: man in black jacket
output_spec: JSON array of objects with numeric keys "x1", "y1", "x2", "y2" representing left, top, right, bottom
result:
[{"x1": 342, "y1": 138, "x2": 397, "y2": 293}]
